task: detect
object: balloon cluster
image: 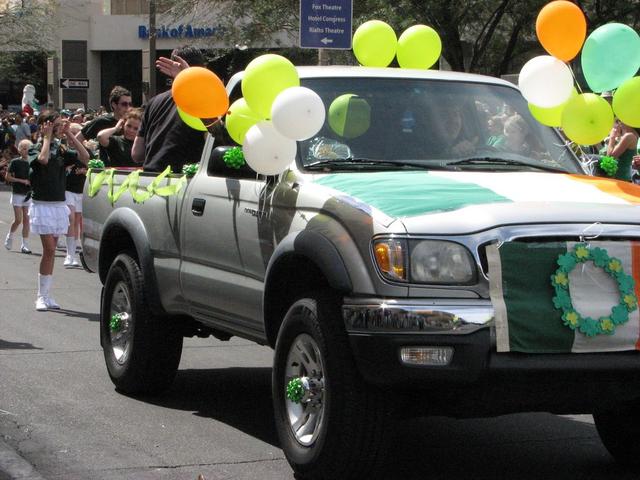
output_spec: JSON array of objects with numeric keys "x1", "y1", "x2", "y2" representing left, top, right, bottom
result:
[
  {"x1": 352, "y1": 20, "x2": 441, "y2": 69},
  {"x1": 522, "y1": 1, "x2": 640, "y2": 146},
  {"x1": 225, "y1": 54, "x2": 326, "y2": 175}
]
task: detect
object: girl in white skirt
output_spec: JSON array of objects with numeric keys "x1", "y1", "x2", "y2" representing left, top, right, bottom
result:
[
  {"x1": 4, "y1": 139, "x2": 33, "y2": 253},
  {"x1": 29, "y1": 111, "x2": 89, "y2": 311}
]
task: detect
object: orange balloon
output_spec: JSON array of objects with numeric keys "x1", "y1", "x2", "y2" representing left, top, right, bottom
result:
[
  {"x1": 536, "y1": 0, "x2": 586, "y2": 62},
  {"x1": 171, "y1": 67, "x2": 229, "y2": 119}
]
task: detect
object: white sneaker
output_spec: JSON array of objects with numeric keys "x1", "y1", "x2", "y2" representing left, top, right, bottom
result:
[
  {"x1": 4, "y1": 235, "x2": 12, "y2": 250},
  {"x1": 45, "y1": 297, "x2": 60, "y2": 309},
  {"x1": 64, "y1": 255, "x2": 79, "y2": 267},
  {"x1": 36, "y1": 296, "x2": 48, "y2": 311}
]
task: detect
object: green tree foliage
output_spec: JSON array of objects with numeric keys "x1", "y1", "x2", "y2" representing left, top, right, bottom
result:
[{"x1": 165, "y1": 0, "x2": 640, "y2": 75}]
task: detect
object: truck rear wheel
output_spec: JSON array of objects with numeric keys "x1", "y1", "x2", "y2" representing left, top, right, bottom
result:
[
  {"x1": 594, "y1": 401, "x2": 640, "y2": 468},
  {"x1": 272, "y1": 291, "x2": 388, "y2": 479},
  {"x1": 101, "y1": 252, "x2": 183, "y2": 394}
]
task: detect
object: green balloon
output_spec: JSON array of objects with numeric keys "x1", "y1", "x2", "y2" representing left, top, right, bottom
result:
[
  {"x1": 225, "y1": 98, "x2": 261, "y2": 145},
  {"x1": 241, "y1": 54, "x2": 299, "y2": 120},
  {"x1": 177, "y1": 106, "x2": 206, "y2": 131},
  {"x1": 352, "y1": 20, "x2": 397, "y2": 67},
  {"x1": 529, "y1": 88, "x2": 577, "y2": 127},
  {"x1": 561, "y1": 93, "x2": 614, "y2": 146},
  {"x1": 397, "y1": 25, "x2": 442, "y2": 69},
  {"x1": 612, "y1": 77, "x2": 640, "y2": 128},
  {"x1": 328, "y1": 94, "x2": 371, "y2": 139},
  {"x1": 581, "y1": 23, "x2": 640, "y2": 93}
]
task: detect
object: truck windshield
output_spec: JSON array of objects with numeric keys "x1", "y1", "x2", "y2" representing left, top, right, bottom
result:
[{"x1": 298, "y1": 77, "x2": 581, "y2": 174}]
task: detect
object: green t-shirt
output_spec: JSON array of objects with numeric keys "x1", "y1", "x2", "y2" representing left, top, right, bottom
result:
[
  {"x1": 29, "y1": 142, "x2": 79, "y2": 202},
  {"x1": 8, "y1": 158, "x2": 30, "y2": 194},
  {"x1": 105, "y1": 135, "x2": 136, "y2": 167}
]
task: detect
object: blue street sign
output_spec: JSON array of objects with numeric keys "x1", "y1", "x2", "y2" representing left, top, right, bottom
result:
[{"x1": 300, "y1": 0, "x2": 352, "y2": 50}]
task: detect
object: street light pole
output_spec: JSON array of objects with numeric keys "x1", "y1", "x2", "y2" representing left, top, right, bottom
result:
[{"x1": 149, "y1": 0, "x2": 157, "y2": 98}]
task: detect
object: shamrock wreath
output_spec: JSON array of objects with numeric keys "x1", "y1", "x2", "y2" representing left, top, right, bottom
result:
[{"x1": 551, "y1": 243, "x2": 637, "y2": 337}]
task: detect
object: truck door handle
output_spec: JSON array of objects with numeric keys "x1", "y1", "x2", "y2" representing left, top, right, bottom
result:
[{"x1": 191, "y1": 198, "x2": 206, "y2": 216}]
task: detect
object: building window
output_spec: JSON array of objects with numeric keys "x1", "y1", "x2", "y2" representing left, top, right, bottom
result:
[{"x1": 109, "y1": 0, "x2": 171, "y2": 15}]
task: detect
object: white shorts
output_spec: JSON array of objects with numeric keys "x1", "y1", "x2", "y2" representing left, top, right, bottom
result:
[
  {"x1": 29, "y1": 201, "x2": 70, "y2": 236},
  {"x1": 65, "y1": 191, "x2": 83, "y2": 213},
  {"x1": 9, "y1": 192, "x2": 31, "y2": 207}
]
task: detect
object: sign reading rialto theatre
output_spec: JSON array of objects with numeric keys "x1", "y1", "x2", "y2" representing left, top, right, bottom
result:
[
  {"x1": 138, "y1": 24, "x2": 222, "y2": 39},
  {"x1": 300, "y1": 0, "x2": 352, "y2": 49}
]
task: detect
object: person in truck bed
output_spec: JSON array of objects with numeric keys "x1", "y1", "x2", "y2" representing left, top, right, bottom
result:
[{"x1": 131, "y1": 45, "x2": 208, "y2": 173}]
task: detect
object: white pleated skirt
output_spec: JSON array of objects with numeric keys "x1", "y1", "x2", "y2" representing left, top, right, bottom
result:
[{"x1": 29, "y1": 201, "x2": 70, "y2": 235}]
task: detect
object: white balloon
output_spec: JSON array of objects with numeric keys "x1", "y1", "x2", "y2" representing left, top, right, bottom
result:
[
  {"x1": 242, "y1": 121, "x2": 297, "y2": 176},
  {"x1": 271, "y1": 86, "x2": 326, "y2": 140},
  {"x1": 518, "y1": 55, "x2": 574, "y2": 108}
]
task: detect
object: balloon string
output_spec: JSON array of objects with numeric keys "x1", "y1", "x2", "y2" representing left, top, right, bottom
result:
[{"x1": 567, "y1": 62, "x2": 583, "y2": 94}]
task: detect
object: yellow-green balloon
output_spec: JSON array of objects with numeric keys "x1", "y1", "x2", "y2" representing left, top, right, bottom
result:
[
  {"x1": 561, "y1": 93, "x2": 614, "y2": 146},
  {"x1": 241, "y1": 54, "x2": 299, "y2": 120},
  {"x1": 328, "y1": 94, "x2": 371, "y2": 139},
  {"x1": 225, "y1": 98, "x2": 261, "y2": 145},
  {"x1": 528, "y1": 88, "x2": 578, "y2": 127},
  {"x1": 177, "y1": 106, "x2": 206, "y2": 131},
  {"x1": 612, "y1": 77, "x2": 640, "y2": 127},
  {"x1": 352, "y1": 20, "x2": 397, "y2": 67},
  {"x1": 397, "y1": 25, "x2": 442, "y2": 69}
]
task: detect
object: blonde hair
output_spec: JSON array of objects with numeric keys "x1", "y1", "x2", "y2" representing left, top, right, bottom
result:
[{"x1": 17, "y1": 139, "x2": 33, "y2": 151}]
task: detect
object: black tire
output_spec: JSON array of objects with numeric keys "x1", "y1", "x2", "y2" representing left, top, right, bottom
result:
[
  {"x1": 594, "y1": 402, "x2": 640, "y2": 468},
  {"x1": 272, "y1": 291, "x2": 388, "y2": 480},
  {"x1": 101, "y1": 252, "x2": 183, "y2": 394}
]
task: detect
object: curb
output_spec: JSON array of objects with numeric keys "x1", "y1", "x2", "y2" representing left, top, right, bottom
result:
[{"x1": 0, "y1": 438, "x2": 47, "y2": 480}]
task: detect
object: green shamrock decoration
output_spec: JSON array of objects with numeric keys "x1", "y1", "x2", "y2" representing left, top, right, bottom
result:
[
  {"x1": 88, "y1": 159, "x2": 105, "y2": 169},
  {"x1": 286, "y1": 378, "x2": 305, "y2": 403},
  {"x1": 599, "y1": 155, "x2": 618, "y2": 177},
  {"x1": 550, "y1": 243, "x2": 637, "y2": 337},
  {"x1": 182, "y1": 163, "x2": 199, "y2": 177},
  {"x1": 110, "y1": 313, "x2": 124, "y2": 332},
  {"x1": 223, "y1": 147, "x2": 246, "y2": 169}
]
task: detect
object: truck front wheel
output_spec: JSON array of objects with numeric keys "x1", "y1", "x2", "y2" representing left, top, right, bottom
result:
[
  {"x1": 101, "y1": 252, "x2": 183, "y2": 394},
  {"x1": 594, "y1": 401, "x2": 640, "y2": 468},
  {"x1": 272, "y1": 291, "x2": 388, "y2": 479}
]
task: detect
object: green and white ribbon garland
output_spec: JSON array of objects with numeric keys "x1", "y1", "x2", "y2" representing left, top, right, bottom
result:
[
  {"x1": 551, "y1": 243, "x2": 638, "y2": 337},
  {"x1": 87, "y1": 166, "x2": 188, "y2": 205}
]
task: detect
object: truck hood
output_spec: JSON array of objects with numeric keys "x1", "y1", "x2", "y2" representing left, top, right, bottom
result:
[{"x1": 311, "y1": 171, "x2": 640, "y2": 233}]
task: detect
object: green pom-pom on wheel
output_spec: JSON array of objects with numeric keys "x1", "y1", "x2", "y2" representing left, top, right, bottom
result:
[
  {"x1": 110, "y1": 313, "x2": 123, "y2": 332},
  {"x1": 286, "y1": 378, "x2": 305, "y2": 403},
  {"x1": 182, "y1": 163, "x2": 199, "y2": 177},
  {"x1": 599, "y1": 155, "x2": 618, "y2": 177},
  {"x1": 88, "y1": 159, "x2": 105, "y2": 169},
  {"x1": 223, "y1": 147, "x2": 246, "y2": 169}
]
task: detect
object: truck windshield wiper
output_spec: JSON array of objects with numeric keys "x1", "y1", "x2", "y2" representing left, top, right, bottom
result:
[
  {"x1": 447, "y1": 157, "x2": 566, "y2": 173},
  {"x1": 304, "y1": 158, "x2": 450, "y2": 171}
]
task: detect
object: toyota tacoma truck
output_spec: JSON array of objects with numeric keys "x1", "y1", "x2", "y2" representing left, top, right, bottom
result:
[{"x1": 82, "y1": 66, "x2": 640, "y2": 479}]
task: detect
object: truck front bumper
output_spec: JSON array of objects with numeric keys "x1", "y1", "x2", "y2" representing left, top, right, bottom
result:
[{"x1": 343, "y1": 298, "x2": 640, "y2": 415}]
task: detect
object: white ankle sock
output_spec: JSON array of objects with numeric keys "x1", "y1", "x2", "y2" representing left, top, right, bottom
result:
[{"x1": 66, "y1": 236, "x2": 76, "y2": 257}]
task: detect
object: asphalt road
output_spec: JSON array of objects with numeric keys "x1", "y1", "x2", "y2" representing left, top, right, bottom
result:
[{"x1": 1, "y1": 183, "x2": 638, "y2": 480}]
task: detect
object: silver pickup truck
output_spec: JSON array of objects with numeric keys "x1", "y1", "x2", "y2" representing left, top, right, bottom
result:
[{"x1": 83, "y1": 66, "x2": 640, "y2": 479}]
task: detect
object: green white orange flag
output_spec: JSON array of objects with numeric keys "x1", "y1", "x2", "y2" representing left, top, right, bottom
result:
[{"x1": 488, "y1": 240, "x2": 640, "y2": 353}]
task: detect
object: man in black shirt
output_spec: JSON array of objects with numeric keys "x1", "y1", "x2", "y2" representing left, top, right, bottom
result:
[
  {"x1": 76, "y1": 86, "x2": 132, "y2": 160},
  {"x1": 131, "y1": 46, "x2": 207, "y2": 173}
]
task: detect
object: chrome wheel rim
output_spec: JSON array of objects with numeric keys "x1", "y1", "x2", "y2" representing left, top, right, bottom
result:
[
  {"x1": 109, "y1": 281, "x2": 133, "y2": 365},
  {"x1": 284, "y1": 333, "x2": 326, "y2": 446}
]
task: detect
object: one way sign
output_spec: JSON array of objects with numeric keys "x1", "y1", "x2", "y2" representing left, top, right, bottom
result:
[{"x1": 59, "y1": 78, "x2": 90, "y2": 89}]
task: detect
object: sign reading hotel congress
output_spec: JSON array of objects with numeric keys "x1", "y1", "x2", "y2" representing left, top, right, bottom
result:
[
  {"x1": 300, "y1": 0, "x2": 352, "y2": 49},
  {"x1": 138, "y1": 24, "x2": 223, "y2": 40}
]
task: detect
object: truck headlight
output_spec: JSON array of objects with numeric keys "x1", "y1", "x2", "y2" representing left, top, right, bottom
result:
[
  {"x1": 410, "y1": 240, "x2": 475, "y2": 284},
  {"x1": 373, "y1": 238, "x2": 407, "y2": 282}
]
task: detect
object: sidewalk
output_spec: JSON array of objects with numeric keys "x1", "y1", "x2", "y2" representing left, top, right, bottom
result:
[{"x1": 0, "y1": 438, "x2": 47, "y2": 480}]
